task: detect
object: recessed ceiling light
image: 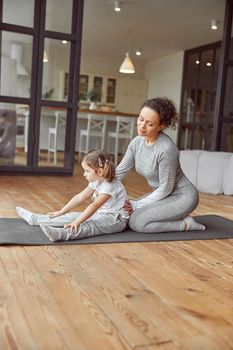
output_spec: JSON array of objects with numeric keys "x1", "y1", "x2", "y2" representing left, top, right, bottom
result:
[
  {"x1": 196, "y1": 60, "x2": 200, "y2": 64},
  {"x1": 62, "y1": 40, "x2": 68, "y2": 44},
  {"x1": 206, "y1": 62, "x2": 212, "y2": 66},
  {"x1": 136, "y1": 49, "x2": 142, "y2": 56}
]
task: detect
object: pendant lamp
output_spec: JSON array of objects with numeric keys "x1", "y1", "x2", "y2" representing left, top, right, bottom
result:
[
  {"x1": 43, "y1": 51, "x2": 48, "y2": 63},
  {"x1": 114, "y1": 1, "x2": 121, "y2": 12},
  {"x1": 119, "y1": 52, "x2": 135, "y2": 74}
]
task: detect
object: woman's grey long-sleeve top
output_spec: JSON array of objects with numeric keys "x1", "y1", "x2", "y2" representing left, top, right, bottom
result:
[{"x1": 116, "y1": 132, "x2": 185, "y2": 209}]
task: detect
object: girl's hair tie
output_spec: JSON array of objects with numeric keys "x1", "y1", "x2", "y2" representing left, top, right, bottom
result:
[{"x1": 98, "y1": 158, "x2": 104, "y2": 167}]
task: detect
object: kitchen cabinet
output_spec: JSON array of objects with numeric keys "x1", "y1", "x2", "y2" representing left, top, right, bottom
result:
[
  {"x1": 63, "y1": 73, "x2": 117, "y2": 105},
  {"x1": 79, "y1": 74, "x2": 89, "y2": 100},
  {"x1": 63, "y1": 72, "x2": 148, "y2": 113},
  {"x1": 106, "y1": 78, "x2": 116, "y2": 103}
]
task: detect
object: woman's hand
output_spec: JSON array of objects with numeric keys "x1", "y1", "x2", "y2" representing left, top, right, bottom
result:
[
  {"x1": 47, "y1": 210, "x2": 63, "y2": 218},
  {"x1": 124, "y1": 200, "x2": 133, "y2": 215},
  {"x1": 64, "y1": 221, "x2": 80, "y2": 232}
]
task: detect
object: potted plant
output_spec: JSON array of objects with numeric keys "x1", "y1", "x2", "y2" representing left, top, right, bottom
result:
[{"x1": 86, "y1": 89, "x2": 101, "y2": 109}]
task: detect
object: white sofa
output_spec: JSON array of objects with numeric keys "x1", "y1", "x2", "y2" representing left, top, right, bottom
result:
[{"x1": 179, "y1": 150, "x2": 233, "y2": 195}]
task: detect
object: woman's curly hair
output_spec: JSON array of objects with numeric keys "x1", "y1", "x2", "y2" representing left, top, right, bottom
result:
[{"x1": 141, "y1": 97, "x2": 178, "y2": 130}]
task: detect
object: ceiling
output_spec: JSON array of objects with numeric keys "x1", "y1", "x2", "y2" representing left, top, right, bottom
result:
[
  {"x1": 1, "y1": 0, "x2": 227, "y2": 65},
  {"x1": 82, "y1": 0, "x2": 226, "y2": 62}
]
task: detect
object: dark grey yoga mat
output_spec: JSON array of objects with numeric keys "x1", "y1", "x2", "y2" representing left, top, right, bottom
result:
[{"x1": 0, "y1": 215, "x2": 233, "y2": 246}]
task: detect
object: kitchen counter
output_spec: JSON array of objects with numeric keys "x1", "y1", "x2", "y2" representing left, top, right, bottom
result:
[{"x1": 78, "y1": 109, "x2": 138, "y2": 118}]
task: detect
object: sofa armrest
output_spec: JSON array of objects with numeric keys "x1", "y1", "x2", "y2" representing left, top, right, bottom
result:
[
  {"x1": 223, "y1": 154, "x2": 233, "y2": 195},
  {"x1": 179, "y1": 150, "x2": 202, "y2": 187},
  {"x1": 197, "y1": 152, "x2": 230, "y2": 194},
  {"x1": 180, "y1": 150, "x2": 233, "y2": 195}
]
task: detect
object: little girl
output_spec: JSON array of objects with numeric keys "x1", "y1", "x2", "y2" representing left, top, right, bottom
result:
[{"x1": 16, "y1": 150, "x2": 129, "y2": 241}]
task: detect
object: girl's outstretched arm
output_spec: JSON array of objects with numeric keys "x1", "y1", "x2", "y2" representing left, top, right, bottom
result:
[
  {"x1": 64, "y1": 193, "x2": 111, "y2": 231},
  {"x1": 48, "y1": 186, "x2": 94, "y2": 218}
]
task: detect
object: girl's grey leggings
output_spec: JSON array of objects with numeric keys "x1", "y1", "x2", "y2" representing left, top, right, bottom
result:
[{"x1": 33, "y1": 211, "x2": 127, "y2": 239}]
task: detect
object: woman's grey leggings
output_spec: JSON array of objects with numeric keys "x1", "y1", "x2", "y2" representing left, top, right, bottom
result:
[
  {"x1": 129, "y1": 178, "x2": 199, "y2": 233},
  {"x1": 33, "y1": 211, "x2": 127, "y2": 239}
]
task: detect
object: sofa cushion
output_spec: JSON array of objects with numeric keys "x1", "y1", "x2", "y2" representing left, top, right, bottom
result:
[{"x1": 197, "y1": 152, "x2": 230, "y2": 194}]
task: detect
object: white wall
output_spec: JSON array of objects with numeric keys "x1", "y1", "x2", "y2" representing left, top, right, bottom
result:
[
  {"x1": 2, "y1": 40, "x2": 184, "y2": 118},
  {"x1": 145, "y1": 51, "x2": 184, "y2": 143},
  {"x1": 41, "y1": 48, "x2": 148, "y2": 113},
  {"x1": 80, "y1": 53, "x2": 148, "y2": 113},
  {"x1": 49, "y1": 50, "x2": 185, "y2": 116},
  {"x1": 116, "y1": 77, "x2": 148, "y2": 114}
]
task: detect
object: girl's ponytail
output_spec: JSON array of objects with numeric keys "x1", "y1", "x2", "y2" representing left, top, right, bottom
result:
[{"x1": 102, "y1": 158, "x2": 115, "y2": 182}]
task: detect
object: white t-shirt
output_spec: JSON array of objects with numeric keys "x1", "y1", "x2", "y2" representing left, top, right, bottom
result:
[{"x1": 89, "y1": 179, "x2": 129, "y2": 218}]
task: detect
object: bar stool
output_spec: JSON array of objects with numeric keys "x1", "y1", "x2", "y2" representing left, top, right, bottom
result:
[
  {"x1": 48, "y1": 110, "x2": 66, "y2": 163},
  {"x1": 15, "y1": 107, "x2": 29, "y2": 153},
  {"x1": 78, "y1": 114, "x2": 108, "y2": 159},
  {"x1": 107, "y1": 116, "x2": 135, "y2": 165},
  {"x1": 23, "y1": 111, "x2": 29, "y2": 153},
  {"x1": 0, "y1": 109, "x2": 16, "y2": 164}
]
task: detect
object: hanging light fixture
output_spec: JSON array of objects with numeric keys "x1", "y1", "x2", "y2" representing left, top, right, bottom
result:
[
  {"x1": 211, "y1": 19, "x2": 218, "y2": 30},
  {"x1": 119, "y1": 52, "x2": 135, "y2": 74},
  {"x1": 43, "y1": 50, "x2": 48, "y2": 63},
  {"x1": 114, "y1": 1, "x2": 121, "y2": 12}
]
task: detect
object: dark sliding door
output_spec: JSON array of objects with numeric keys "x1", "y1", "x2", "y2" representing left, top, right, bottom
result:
[
  {"x1": 213, "y1": 0, "x2": 233, "y2": 152},
  {"x1": 178, "y1": 0, "x2": 233, "y2": 153},
  {"x1": 0, "y1": 0, "x2": 84, "y2": 174},
  {"x1": 178, "y1": 42, "x2": 221, "y2": 150}
]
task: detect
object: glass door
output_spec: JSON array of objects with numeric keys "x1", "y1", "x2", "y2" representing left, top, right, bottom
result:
[
  {"x1": 178, "y1": 43, "x2": 220, "y2": 150},
  {"x1": 0, "y1": 1, "x2": 34, "y2": 168},
  {"x1": 0, "y1": 0, "x2": 84, "y2": 174}
]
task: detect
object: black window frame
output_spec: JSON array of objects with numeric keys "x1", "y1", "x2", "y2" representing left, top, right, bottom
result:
[{"x1": 0, "y1": 0, "x2": 84, "y2": 174}]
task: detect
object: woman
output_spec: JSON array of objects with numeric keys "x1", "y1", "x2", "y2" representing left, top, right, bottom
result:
[{"x1": 116, "y1": 97, "x2": 205, "y2": 233}]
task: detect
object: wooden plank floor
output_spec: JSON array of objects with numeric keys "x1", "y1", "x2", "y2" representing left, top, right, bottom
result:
[{"x1": 0, "y1": 165, "x2": 233, "y2": 350}]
